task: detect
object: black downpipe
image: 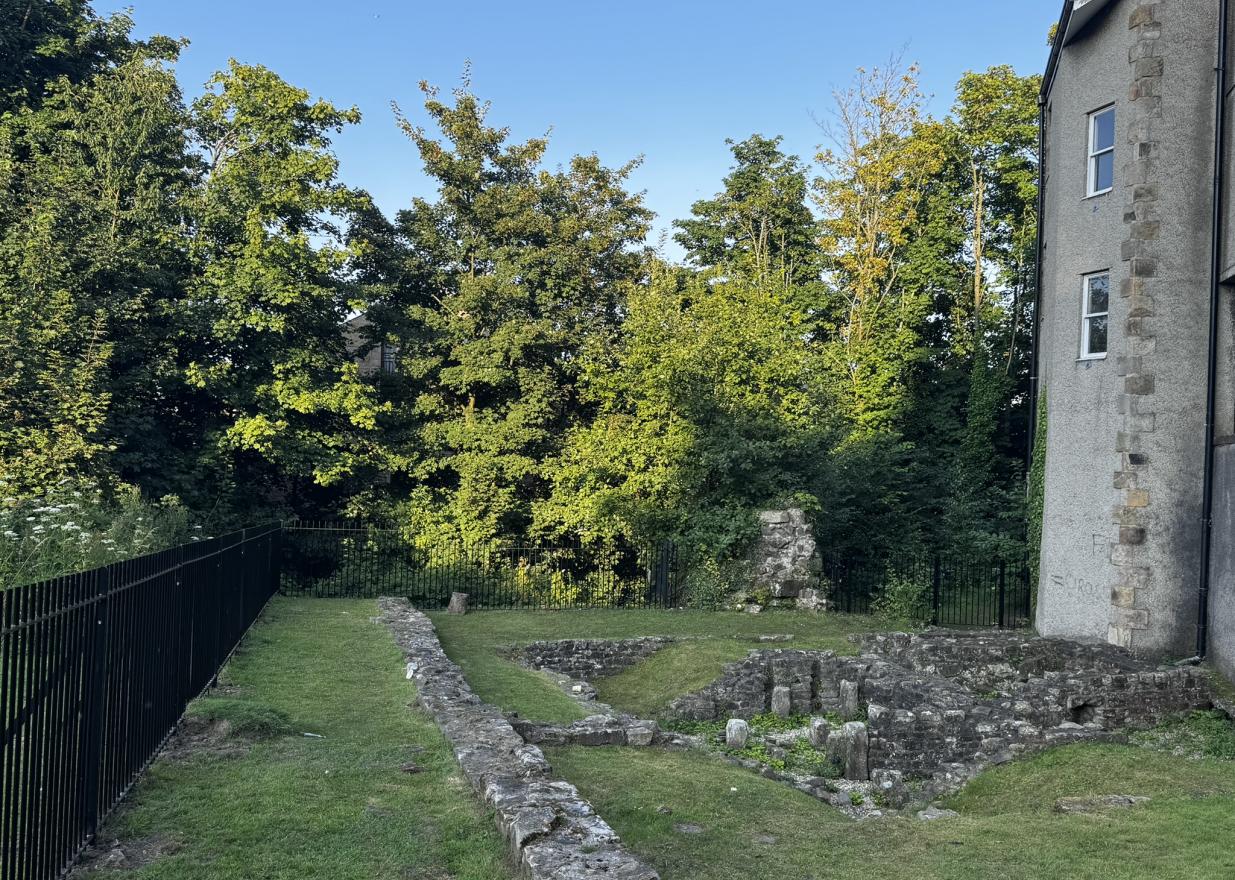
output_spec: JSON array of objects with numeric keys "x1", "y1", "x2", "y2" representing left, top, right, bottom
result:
[{"x1": 1198, "y1": 0, "x2": 1229, "y2": 659}]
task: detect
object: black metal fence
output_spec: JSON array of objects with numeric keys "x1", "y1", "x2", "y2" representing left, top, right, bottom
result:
[
  {"x1": 0, "y1": 519, "x2": 1030, "y2": 880},
  {"x1": 281, "y1": 522, "x2": 1030, "y2": 626},
  {"x1": 0, "y1": 524, "x2": 280, "y2": 880},
  {"x1": 826, "y1": 552, "x2": 1033, "y2": 628},
  {"x1": 280, "y1": 522, "x2": 681, "y2": 608}
]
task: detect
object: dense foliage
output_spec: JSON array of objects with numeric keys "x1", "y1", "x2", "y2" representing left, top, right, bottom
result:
[{"x1": 0, "y1": 3, "x2": 1041, "y2": 581}]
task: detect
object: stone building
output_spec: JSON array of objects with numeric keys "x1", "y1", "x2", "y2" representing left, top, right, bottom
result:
[
  {"x1": 344, "y1": 313, "x2": 398, "y2": 375},
  {"x1": 1033, "y1": 0, "x2": 1235, "y2": 681}
]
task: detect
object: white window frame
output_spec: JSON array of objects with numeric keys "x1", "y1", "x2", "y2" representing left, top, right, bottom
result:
[
  {"x1": 1080, "y1": 271, "x2": 1110, "y2": 360},
  {"x1": 1087, "y1": 106, "x2": 1115, "y2": 197}
]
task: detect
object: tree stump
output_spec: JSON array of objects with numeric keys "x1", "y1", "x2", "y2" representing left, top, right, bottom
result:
[{"x1": 447, "y1": 592, "x2": 469, "y2": 615}]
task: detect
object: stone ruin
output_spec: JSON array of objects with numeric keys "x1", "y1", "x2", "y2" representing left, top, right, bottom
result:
[
  {"x1": 403, "y1": 617, "x2": 1218, "y2": 828},
  {"x1": 749, "y1": 507, "x2": 824, "y2": 611},
  {"x1": 512, "y1": 628, "x2": 1215, "y2": 814},
  {"x1": 666, "y1": 629, "x2": 1213, "y2": 804}
]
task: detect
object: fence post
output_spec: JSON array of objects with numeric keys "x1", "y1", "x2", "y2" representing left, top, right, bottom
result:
[
  {"x1": 931, "y1": 555, "x2": 941, "y2": 626},
  {"x1": 997, "y1": 560, "x2": 1007, "y2": 629},
  {"x1": 81, "y1": 564, "x2": 112, "y2": 843},
  {"x1": 653, "y1": 541, "x2": 672, "y2": 606}
]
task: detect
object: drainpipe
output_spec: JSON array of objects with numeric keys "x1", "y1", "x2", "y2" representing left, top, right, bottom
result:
[{"x1": 1198, "y1": 0, "x2": 1229, "y2": 659}]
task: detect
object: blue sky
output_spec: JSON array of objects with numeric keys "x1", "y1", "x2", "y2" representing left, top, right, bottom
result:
[{"x1": 125, "y1": 1, "x2": 1058, "y2": 259}]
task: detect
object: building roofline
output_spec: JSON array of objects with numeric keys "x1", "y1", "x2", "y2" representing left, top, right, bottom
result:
[{"x1": 1042, "y1": 0, "x2": 1120, "y2": 102}]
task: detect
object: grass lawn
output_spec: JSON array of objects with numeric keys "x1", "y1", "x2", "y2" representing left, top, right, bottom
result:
[
  {"x1": 77, "y1": 597, "x2": 512, "y2": 880},
  {"x1": 430, "y1": 608, "x2": 889, "y2": 721},
  {"x1": 549, "y1": 741, "x2": 1235, "y2": 880}
]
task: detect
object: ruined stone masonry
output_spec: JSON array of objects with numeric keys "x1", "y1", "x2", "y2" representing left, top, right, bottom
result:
[
  {"x1": 515, "y1": 638, "x2": 673, "y2": 682},
  {"x1": 667, "y1": 629, "x2": 1211, "y2": 793},
  {"x1": 377, "y1": 598, "x2": 658, "y2": 880},
  {"x1": 749, "y1": 508, "x2": 823, "y2": 606}
]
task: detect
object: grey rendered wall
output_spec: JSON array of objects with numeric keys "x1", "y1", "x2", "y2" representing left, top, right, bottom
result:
[
  {"x1": 1037, "y1": 0, "x2": 1217, "y2": 656},
  {"x1": 1209, "y1": 443, "x2": 1235, "y2": 682},
  {"x1": 1037, "y1": 1, "x2": 1139, "y2": 643}
]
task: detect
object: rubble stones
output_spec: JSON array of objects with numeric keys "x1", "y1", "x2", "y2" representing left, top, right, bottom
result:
[
  {"x1": 870, "y1": 769, "x2": 908, "y2": 809},
  {"x1": 796, "y1": 587, "x2": 826, "y2": 613},
  {"x1": 824, "y1": 721, "x2": 869, "y2": 781},
  {"x1": 377, "y1": 598, "x2": 658, "y2": 880},
  {"x1": 1054, "y1": 794, "x2": 1150, "y2": 813},
  {"x1": 808, "y1": 717, "x2": 831, "y2": 748}
]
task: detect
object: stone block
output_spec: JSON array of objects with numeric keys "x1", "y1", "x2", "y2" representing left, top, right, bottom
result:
[
  {"x1": 839, "y1": 679, "x2": 862, "y2": 719},
  {"x1": 808, "y1": 717, "x2": 831, "y2": 748},
  {"x1": 725, "y1": 718, "x2": 750, "y2": 749},
  {"x1": 771, "y1": 685, "x2": 792, "y2": 718}
]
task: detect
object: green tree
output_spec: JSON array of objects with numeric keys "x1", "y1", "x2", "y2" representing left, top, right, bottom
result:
[
  {"x1": 365, "y1": 79, "x2": 652, "y2": 543},
  {"x1": 0, "y1": 0, "x2": 137, "y2": 113},
  {"x1": 0, "y1": 35, "x2": 194, "y2": 498},
  {"x1": 814, "y1": 60, "x2": 945, "y2": 434},
  {"x1": 674, "y1": 134, "x2": 820, "y2": 290},
  {"x1": 537, "y1": 263, "x2": 838, "y2": 556},
  {"x1": 939, "y1": 67, "x2": 1040, "y2": 551},
  {"x1": 186, "y1": 62, "x2": 388, "y2": 510}
]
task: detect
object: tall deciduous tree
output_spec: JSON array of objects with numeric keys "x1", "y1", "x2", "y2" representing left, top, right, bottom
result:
[
  {"x1": 0, "y1": 0, "x2": 137, "y2": 113},
  {"x1": 186, "y1": 62, "x2": 388, "y2": 508},
  {"x1": 537, "y1": 263, "x2": 837, "y2": 555},
  {"x1": 814, "y1": 60, "x2": 945, "y2": 434},
  {"x1": 366, "y1": 79, "x2": 652, "y2": 543},
  {"x1": 674, "y1": 134, "x2": 820, "y2": 290},
  {"x1": 0, "y1": 34, "x2": 194, "y2": 497}
]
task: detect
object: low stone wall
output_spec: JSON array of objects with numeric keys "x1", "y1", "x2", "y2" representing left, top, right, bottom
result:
[
  {"x1": 377, "y1": 598, "x2": 658, "y2": 880},
  {"x1": 509, "y1": 715, "x2": 689, "y2": 749},
  {"x1": 516, "y1": 637, "x2": 673, "y2": 681},
  {"x1": 665, "y1": 632, "x2": 1213, "y2": 788},
  {"x1": 857, "y1": 630, "x2": 1145, "y2": 692}
]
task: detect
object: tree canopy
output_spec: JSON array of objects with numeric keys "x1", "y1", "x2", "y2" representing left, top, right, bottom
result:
[{"x1": 0, "y1": 1, "x2": 1041, "y2": 568}]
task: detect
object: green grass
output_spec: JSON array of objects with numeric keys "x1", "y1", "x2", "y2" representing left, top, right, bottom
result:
[
  {"x1": 79, "y1": 597, "x2": 512, "y2": 880},
  {"x1": 430, "y1": 608, "x2": 886, "y2": 722},
  {"x1": 548, "y1": 741, "x2": 1235, "y2": 880}
]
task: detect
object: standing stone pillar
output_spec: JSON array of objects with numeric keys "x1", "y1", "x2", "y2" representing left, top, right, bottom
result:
[
  {"x1": 447, "y1": 592, "x2": 469, "y2": 614},
  {"x1": 749, "y1": 508, "x2": 822, "y2": 602}
]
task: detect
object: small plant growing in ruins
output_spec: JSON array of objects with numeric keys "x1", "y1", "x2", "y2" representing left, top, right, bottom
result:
[
  {"x1": 848, "y1": 791, "x2": 865, "y2": 806},
  {"x1": 751, "y1": 586, "x2": 774, "y2": 608},
  {"x1": 785, "y1": 740, "x2": 838, "y2": 777},
  {"x1": 732, "y1": 741, "x2": 786, "y2": 770},
  {"x1": 661, "y1": 718, "x2": 725, "y2": 738}
]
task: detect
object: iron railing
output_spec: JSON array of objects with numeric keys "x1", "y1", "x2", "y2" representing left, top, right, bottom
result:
[
  {"x1": 825, "y1": 552, "x2": 1033, "y2": 628},
  {"x1": 0, "y1": 524, "x2": 280, "y2": 880},
  {"x1": 280, "y1": 521, "x2": 681, "y2": 608},
  {"x1": 0, "y1": 519, "x2": 1030, "y2": 880}
]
